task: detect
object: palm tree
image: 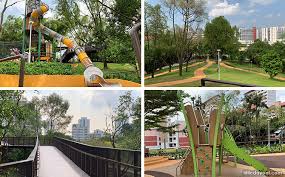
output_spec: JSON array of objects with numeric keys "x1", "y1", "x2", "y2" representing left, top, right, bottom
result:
[{"x1": 243, "y1": 93, "x2": 268, "y2": 142}]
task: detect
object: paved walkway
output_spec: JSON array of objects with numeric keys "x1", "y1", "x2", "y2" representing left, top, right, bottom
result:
[
  {"x1": 146, "y1": 60, "x2": 214, "y2": 87},
  {"x1": 39, "y1": 146, "x2": 90, "y2": 177},
  {"x1": 221, "y1": 62, "x2": 285, "y2": 81},
  {"x1": 144, "y1": 62, "x2": 204, "y2": 79}
]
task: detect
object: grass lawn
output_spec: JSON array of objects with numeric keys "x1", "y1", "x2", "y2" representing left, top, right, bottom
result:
[
  {"x1": 145, "y1": 62, "x2": 207, "y2": 85},
  {"x1": 144, "y1": 60, "x2": 205, "y2": 77},
  {"x1": 205, "y1": 64, "x2": 285, "y2": 86},
  {"x1": 224, "y1": 61, "x2": 285, "y2": 78}
]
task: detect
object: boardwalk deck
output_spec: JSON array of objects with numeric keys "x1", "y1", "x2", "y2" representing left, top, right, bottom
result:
[{"x1": 39, "y1": 146, "x2": 90, "y2": 177}]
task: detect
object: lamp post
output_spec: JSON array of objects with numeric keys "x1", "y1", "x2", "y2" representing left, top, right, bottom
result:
[
  {"x1": 28, "y1": 21, "x2": 33, "y2": 63},
  {"x1": 217, "y1": 49, "x2": 221, "y2": 80},
  {"x1": 267, "y1": 118, "x2": 271, "y2": 147}
]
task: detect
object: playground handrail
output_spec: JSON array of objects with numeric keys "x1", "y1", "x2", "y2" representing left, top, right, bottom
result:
[{"x1": 175, "y1": 147, "x2": 192, "y2": 176}]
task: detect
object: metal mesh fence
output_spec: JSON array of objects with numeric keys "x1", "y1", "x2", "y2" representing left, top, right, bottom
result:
[{"x1": 0, "y1": 41, "x2": 22, "y2": 58}]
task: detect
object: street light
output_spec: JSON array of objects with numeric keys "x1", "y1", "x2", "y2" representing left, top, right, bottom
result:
[
  {"x1": 267, "y1": 118, "x2": 271, "y2": 147},
  {"x1": 267, "y1": 112, "x2": 275, "y2": 147},
  {"x1": 217, "y1": 49, "x2": 221, "y2": 80}
]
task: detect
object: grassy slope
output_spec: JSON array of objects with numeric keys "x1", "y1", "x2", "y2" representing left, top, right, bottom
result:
[
  {"x1": 224, "y1": 61, "x2": 285, "y2": 78},
  {"x1": 145, "y1": 62, "x2": 207, "y2": 85},
  {"x1": 205, "y1": 64, "x2": 285, "y2": 87}
]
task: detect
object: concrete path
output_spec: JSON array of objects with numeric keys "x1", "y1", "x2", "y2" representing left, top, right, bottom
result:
[
  {"x1": 144, "y1": 62, "x2": 204, "y2": 79},
  {"x1": 146, "y1": 60, "x2": 214, "y2": 87},
  {"x1": 39, "y1": 146, "x2": 90, "y2": 177}
]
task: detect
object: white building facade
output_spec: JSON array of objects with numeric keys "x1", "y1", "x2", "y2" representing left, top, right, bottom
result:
[{"x1": 72, "y1": 117, "x2": 90, "y2": 141}]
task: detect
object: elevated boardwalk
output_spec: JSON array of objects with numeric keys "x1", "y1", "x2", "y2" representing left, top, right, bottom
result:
[{"x1": 39, "y1": 146, "x2": 89, "y2": 177}]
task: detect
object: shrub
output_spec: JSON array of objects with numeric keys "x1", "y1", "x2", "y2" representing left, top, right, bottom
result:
[
  {"x1": 0, "y1": 62, "x2": 140, "y2": 83},
  {"x1": 261, "y1": 50, "x2": 282, "y2": 78}
]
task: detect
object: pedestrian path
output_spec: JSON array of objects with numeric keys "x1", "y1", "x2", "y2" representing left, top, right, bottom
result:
[
  {"x1": 147, "y1": 60, "x2": 213, "y2": 87},
  {"x1": 39, "y1": 146, "x2": 90, "y2": 177},
  {"x1": 144, "y1": 62, "x2": 204, "y2": 79}
]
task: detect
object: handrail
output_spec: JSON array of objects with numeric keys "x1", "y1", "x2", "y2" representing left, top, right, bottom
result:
[
  {"x1": 175, "y1": 147, "x2": 192, "y2": 176},
  {"x1": 54, "y1": 138, "x2": 140, "y2": 169},
  {"x1": 54, "y1": 136, "x2": 140, "y2": 152},
  {"x1": 0, "y1": 136, "x2": 39, "y2": 176},
  {"x1": 201, "y1": 78, "x2": 257, "y2": 87}
]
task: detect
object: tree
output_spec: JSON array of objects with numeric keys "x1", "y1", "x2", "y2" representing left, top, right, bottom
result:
[
  {"x1": 261, "y1": 50, "x2": 282, "y2": 78},
  {"x1": 243, "y1": 93, "x2": 268, "y2": 141},
  {"x1": 246, "y1": 39, "x2": 271, "y2": 65},
  {"x1": 145, "y1": 90, "x2": 182, "y2": 132},
  {"x1": 145, "y1": 4, "x2": 167, "y2": 47},
  {"x1": 0, "y1": 15, "x2": 22, "y2": 41},
  {"x1": 175, "y1": 0, "x2": 206, "y2": 76},
  {"x1": 105, "y1": 91, "x2": 140, "y2": 148},
  {"x1": 272, "y1": 42, "x2": 285, "y2": 72},
  {"x1": 0, "y1": 0, "x2": 22, "y2": 32},
  {"x1": 204, "y1": 16, "x2": 239, "y2": 58},
  {"x1": 40, "y1": 93, "x2": 72, "y2": 133}
]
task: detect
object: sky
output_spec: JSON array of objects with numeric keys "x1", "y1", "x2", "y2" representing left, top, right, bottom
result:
[
  {"x1": 173, "y1": 89, "x2": 285, "y2": 121},
  {"x1": 23, "y1": 90, "x2": 141, "y2": 134},
  {"x1": 0, "y1": 0, "x2": 91, "y2": 21},
  {"x1": 147, "y1": 0, "x2": 285, "y2": 28}
]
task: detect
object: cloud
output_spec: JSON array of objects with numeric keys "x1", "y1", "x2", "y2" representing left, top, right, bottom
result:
[
  {"x1": 208, "y1": 0, "x2": 240, "y2": 17},
  {"x1": 249, "y1": 0, "x2": 276, "y2": 7}
]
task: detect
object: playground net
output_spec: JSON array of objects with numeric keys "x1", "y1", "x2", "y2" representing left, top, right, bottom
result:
[{"x1": 0, "y1": 41, "x2": 22, "y2": 58}]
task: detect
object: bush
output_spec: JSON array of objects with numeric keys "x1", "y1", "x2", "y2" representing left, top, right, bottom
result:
[
  {"x1": 0, "y1": 62, "x2": 140, "y2": 83},
  {"x1": 149, "y1": 148, "x2": 187, "y2": 160},
  {"x1": 243, "y1": 144, "x2": 285, "y2": 155},
  {"x1": 261, "y1": 50, "x2": 282, "y2": 78}
]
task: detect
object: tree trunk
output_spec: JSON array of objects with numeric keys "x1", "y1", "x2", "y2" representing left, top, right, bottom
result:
[
  {"x1": 103, "y1": 60, "x2": 108, "y2": 69},
  {"x1": 151, "y1": 70, "x2": 154, "y2": 78},
  {"x1": 169, "y1": 64, "x2": 172, "y2": 72},
  {"x1": 186, "y1": 60, "x2": 189, "y2": 72}
]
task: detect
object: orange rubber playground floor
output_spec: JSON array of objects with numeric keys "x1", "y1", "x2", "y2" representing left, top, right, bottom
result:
[{"x1": 0, "y1": 74, "x2": 140, "y2": 87}]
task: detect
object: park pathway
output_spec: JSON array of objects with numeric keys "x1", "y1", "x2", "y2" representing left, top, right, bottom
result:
[
  {"x1": 221, "y1": 62, "x2": 285, "y2": 81},
  {"x1": 39, "y1": 146, "x2": 90, "y2": 177},
  {"x1": 144, "y1": 62, "x2": 204, "y2": 79},
  {"x1": 146, "y1": 60, "x2": 214, "y2": 87}
]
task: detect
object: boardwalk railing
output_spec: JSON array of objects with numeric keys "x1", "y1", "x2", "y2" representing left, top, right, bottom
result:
[
  {"x1": 0, "y1": 137, "x2": 39, "y2": 177},
  {"x1": 53, "y1": 137, "x2": 141, "y2": 177}
]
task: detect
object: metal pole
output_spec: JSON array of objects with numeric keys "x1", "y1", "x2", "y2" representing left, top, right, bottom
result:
[
  {"x1": 28, "y1": 21, "x2": 33, "y2": 63},
  {"x1": 217, "y1": 50, "x2": 221, "y2": 80},
  {"x1": 268, "y1": 118, "x2": 270, "y2": 147},
  {"x1": 37, "y1": 0, "x2": 41, "y2": 62},
  {"x1": 22, "y1": 0, "x2": 27, "y2": 53}
]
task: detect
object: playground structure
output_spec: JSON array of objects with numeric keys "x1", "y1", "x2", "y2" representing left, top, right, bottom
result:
[
  {"x1": 0, "y1": 0, "x2": 141, "y2": 87},
  {"x1": 177, "y1": 93, "x2": 274, "y2": 177}
]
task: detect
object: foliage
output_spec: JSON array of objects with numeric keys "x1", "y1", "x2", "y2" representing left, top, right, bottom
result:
[
  {"x1": 145, "y1": 90, "x2": 185, "y2": 132},
  {"x1": 246, "y1": 39, "x2": 271, "y2": 65},
  {"x1": 0, "y1": 16, "x2": 22, "y2": 41},
  {"x1": 204, "y1": 16, "x2": 239, "y2": 57},
  {"x1": 244, "y1": 144, "x2": 285, "y2": 155},
  {"x1": 105, "y1": 91, "x2": 141, "y2": 150},
  {"x1": 40, "y1": 93, "x2": 72, "y2": 133},
  {"x1": 261, "y1": 50, "x2": 282, "y2": 78},
  {"x1": 0, "y1": 62, "x2": 140, "y2": 83},
  {"x1": 149, "y1": 148, "x2": 186, "y2": 159}
]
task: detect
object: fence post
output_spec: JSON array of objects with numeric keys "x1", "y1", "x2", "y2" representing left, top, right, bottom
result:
[
  {"x1": 134, "y1": 151, "x2": 139, "y2": 177},
  {"x1": 201, "y1": 79, "x2": 205, "y2": 87}
]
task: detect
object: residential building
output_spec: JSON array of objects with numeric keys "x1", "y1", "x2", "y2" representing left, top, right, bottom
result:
[
  {"x1": 72, "y1": 117, "x2": 90, "y2": 141},
  {"x1": 245, "y1": 90, "x2": 276, "y2": 107},
  {"x1": 202, "y1": 95, "x2": 221, "y2": 119},
  {"x1": 144, "y1": 120, "x2": 189, "y2": 150},
  {"x1": 91, "y1": 129, "x2": 105, "y2": 138},
  {"x1": 238, "y1": 26, "x2": 285, "y2": 45}
]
